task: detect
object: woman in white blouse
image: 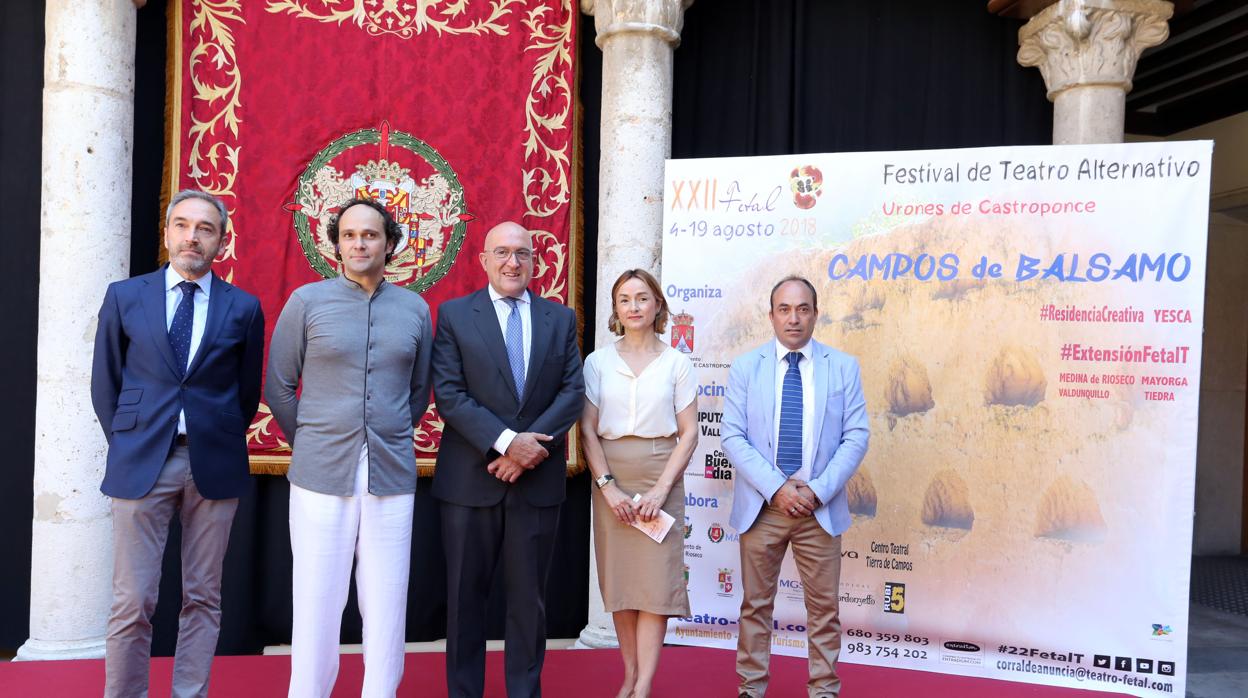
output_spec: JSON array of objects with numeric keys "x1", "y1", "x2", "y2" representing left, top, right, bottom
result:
[{"x1": 582, "y1": 269, "x2": 699, "y2": 698}]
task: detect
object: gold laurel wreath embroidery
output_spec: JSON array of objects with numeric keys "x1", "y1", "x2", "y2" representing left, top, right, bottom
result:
[
  {"x1": 265, "y1": 0, "x2": 521, "y2": 38},
  {"x1": 187, "y1": 0, "x2": 245, "y2": 263}
]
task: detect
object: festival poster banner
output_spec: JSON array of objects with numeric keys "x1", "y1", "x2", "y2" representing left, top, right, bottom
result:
[
  {"x1": 166, "y1": 0, "x2": 578, "y2": 473},
  {"x1": 662, "y1": 141, "x2": 1211, "y2": 698}
]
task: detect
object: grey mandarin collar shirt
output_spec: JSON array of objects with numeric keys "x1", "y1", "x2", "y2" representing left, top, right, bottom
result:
[{"x1": 265, "y1": 274, "x2": 433, "y2": 496}]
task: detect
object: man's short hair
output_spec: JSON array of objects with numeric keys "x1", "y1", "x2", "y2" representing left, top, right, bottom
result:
[
  {"x1": 769, "y1": 275, "x2": 818, "y2": 311},
  {"x1": 327, "y1": 198, "x2": 404, "y2": 264},
  {"x1": 165, "y1": 189, "x2": 229, "y2": 234}
]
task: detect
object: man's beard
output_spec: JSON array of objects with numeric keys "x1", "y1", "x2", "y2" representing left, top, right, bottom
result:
[{"x1": 172, "y1": 248, "x2": 213, "y2": 276}]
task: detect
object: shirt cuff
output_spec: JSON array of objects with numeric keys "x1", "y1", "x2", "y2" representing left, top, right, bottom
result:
[{"x1": 493, "y1": 428, "x2": 518, "y2": 456}]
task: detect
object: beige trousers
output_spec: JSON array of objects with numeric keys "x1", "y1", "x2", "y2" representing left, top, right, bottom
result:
[
  {"x1": 736, "y1": 505, "x2": 842, "y2": 698},
  {"x1": 106, "y1": 444, "x2": 239, "y2": 698}
]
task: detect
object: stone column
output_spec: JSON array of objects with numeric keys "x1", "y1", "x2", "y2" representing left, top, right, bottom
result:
[
  {"x1": 575, "y1": 0, "x2": 694, "y2": 650},
  {"x1": 1017, "y1": 0, "x2": 1172, "y2": 145},
  {"x1": 16, "y1": 0, "x2": 138, "y2": 661}
]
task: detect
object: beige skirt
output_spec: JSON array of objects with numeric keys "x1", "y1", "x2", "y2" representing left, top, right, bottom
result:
[{"x1": 593, "y1": 435, "x2": 690, "y2": 617}]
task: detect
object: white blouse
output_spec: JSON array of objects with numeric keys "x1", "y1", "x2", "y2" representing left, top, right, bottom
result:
[{"x1": 584, "y1": 341, "x2": 697, "y2": 440}]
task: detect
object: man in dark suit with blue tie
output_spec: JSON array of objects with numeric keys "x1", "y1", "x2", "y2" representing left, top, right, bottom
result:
[
  {"x1": 91, "y1": 189, "x2": 265, "y2": 698},
  {"x1": 432, "y1": 221, "x2": 584, "y2": 697}
]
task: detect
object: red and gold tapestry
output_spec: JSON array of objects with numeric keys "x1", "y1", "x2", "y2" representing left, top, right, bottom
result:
[{"x1": 164, "y1": 0, "x2": 579, "y2": 474}]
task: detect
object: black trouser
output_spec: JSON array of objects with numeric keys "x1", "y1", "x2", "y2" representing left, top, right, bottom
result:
[{"x1": 442, "y1": 488, "x2": 561, "y2": 698}]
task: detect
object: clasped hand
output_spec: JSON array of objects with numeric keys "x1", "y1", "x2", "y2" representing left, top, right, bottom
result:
[
  {"x1": 601, "y1": 482, "x2": 670, "y2": 525},
  {"x1": 486, "y1": 431, "x2": 552, "y2": 483},
  {"x1": 772, "y1": 479, "x2": 818, "y2": 518}
]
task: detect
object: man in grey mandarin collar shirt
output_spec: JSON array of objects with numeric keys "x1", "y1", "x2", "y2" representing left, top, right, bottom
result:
[{"x1": 266, "y1": 198, "x2": 433, "y2": 697}]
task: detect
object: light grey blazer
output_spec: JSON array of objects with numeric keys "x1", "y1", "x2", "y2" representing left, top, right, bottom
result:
[{"x1": 721, "y1": 338, "x2": 870, "y2": 536}]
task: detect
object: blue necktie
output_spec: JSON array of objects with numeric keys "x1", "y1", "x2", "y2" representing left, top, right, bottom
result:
[
  {"x1": 777, "y1": 351, "x2": 803, "y2": 477},
  {"x1": 169, "y1": 281, "x2": 198, "y2": 375},
  {"x1": 503, "y1": 297, "x2": 525, "y2": 400}
]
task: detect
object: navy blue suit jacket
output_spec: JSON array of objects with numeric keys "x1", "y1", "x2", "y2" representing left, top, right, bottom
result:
[
  {"x1": 91, "y1": 266, "x2": 265, "y2": 500},
  {"x1": 431, "y1": 288, "x2": 584, "y2": 507}
]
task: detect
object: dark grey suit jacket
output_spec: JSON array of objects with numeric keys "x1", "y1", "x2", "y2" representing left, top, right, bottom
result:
[{"x1": 431, "y1": 287, "x2": 583, "y2": 507}]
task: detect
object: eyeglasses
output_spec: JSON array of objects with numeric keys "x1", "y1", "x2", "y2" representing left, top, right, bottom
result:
[{"x1": 490, "y1": 247, "x2": 534, "y2": 263}]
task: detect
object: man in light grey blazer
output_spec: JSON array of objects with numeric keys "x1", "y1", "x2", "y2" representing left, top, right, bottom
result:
[{"x1": 721, "y1": 276, "x2": 870, "y2": 698}]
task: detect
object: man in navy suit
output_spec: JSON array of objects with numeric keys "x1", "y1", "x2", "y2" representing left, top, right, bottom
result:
[
  {"x1": 432, "y1": 221, "x2": 583, "y2": 697},
  {"x1": 91, "y1": 189, "x2": 264, "y2": 698},
  {"x1": 722, "y1": 276, "x2": 869, "y2": 698}
]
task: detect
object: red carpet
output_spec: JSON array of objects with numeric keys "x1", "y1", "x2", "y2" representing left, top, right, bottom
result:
[{"x1": 0, "y1": 647, "x2": 1129, "y2": 696}]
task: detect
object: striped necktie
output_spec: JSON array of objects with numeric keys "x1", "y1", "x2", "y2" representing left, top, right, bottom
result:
[{"x1": 776, "y1": 351, "x2": 803, "y2": 477}]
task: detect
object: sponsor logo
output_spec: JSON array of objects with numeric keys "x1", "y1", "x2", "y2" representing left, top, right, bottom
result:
[
  {"x1": 837, "y1": 591, "x2": 876, "y2": 608},
  {"x1": 883, "y1": 582, "x2": 906, "y2": 614},
  {"x1": 940, "y1": 639, "x2": 983, "y2": 666},
  {"x1": 682, "y1": 563, "x2": 689, "y2": 590},
  {"x1": 717, "y1": 568, "x2": 735, "y2": 596},
  {"x1": 780, "y1": 577, "x2": 804, "y2": 602},
  {"x1": 697, "y1": 381, "x2": 725, "y2": 398},
  {"x1": 698, "y1": 411, "x2": 722, "y2": 439},
  {"x1": 1151, "y1": 624, "x2": 1172, "y2": 637},
  {"x1": 685, "y1": 493, "x2": 719, "y2": 509},
  {"x1": 671, "y1": 311, "x2": 694, "y2": 353},
  {"x1": 789, "y1": 165, "x2": 824, "y2": 210},
  {"x1": 704, "y1": 451, "x2": 733, "y2": 480},
  {"x1": 708, "y1": 523, "x2": 726, "y2": 543},
  {"x1": 665, "y1": 284, "x2": 723, "y2": 302},
  {"x1": 683, "y1": 516, "x2": 692, "y2": 540}
]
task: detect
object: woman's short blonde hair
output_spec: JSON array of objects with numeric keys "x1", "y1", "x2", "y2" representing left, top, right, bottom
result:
[{"x1": 608, "y1": 269, "x2": 669, "y2": 336}]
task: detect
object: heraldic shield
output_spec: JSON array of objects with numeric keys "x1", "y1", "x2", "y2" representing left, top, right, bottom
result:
[
  {"x1": 284, "y1": 120, "x2": 474, "y2": 293},
  {"x1": 671, "y1": 311, "x2": 695, "y2": 354}
]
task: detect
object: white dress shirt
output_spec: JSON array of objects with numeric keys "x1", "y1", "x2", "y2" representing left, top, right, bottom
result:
[
  {"x1": 165, "y1": 264, "x2": 212, "y2": 435},
  {"x1": 584, "y1": 341, "x2": 696, "y2": 440},
  {"x1": 771, "y1": 338, "x2": 814, "y2": 483},
  {"x1": 488, "y1": 285, "x2": 532, "y2": 455}
]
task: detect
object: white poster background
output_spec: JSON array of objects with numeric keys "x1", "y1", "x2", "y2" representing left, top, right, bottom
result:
[{"x1": 661, "y1": 142, "x2": 1212, "y2": 698}]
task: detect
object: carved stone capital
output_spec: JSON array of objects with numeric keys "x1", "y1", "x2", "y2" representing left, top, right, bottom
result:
[
  {"x1": 581, "y1": 0, "x2": 695, "y2": 48},
  {"x1": 1018, "y1": 0, "x2": 1172, "y2": 100}
]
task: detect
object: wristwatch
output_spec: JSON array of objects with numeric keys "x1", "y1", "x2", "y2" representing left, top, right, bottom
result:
[{"x1": 595, "y1": 473, "x2": 615, "y2": 489}]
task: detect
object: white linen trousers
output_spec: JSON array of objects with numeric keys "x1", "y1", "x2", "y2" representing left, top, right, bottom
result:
[{"x1": 288, "y1": 444, "x2": 415, "y2": 698}]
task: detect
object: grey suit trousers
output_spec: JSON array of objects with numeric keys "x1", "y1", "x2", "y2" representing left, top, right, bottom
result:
[{"x1": 105, "y1": 444, "x2": 238, "y2": 698}]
